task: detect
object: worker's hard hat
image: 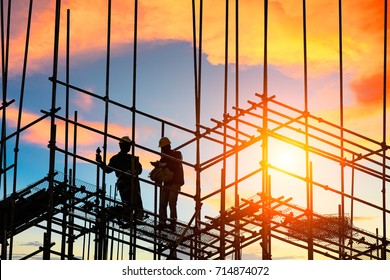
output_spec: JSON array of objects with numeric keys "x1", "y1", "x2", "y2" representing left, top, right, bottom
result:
[
  {"x1": 158, "y1": 137, "x2": 171, "y2": 147},
  {"x1": 119, "y1": 136, "x2": 131, "y2": 144}
]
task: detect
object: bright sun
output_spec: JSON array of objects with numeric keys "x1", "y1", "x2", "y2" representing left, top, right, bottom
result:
[
  {"x1": 279, "y1": 152, "x2": 295, "y2": 166},
  {"x1": 269, "y1": 141, "x2": 304, "y2": 171}
]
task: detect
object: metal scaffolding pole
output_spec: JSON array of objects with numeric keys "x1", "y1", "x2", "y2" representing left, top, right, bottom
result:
[
  {"x1": 192, "y1": 0, "x2": 203, "y2": 260},
  {"x1": 130, "y1": 0, "x2": 139, "y2": 260},
  {"x1": 44, "y1": 0, "x2": 61, "y2": 260},
  {"x1": 0, "y1": 0, "x2": 13, "y2": 260},
  {"x1": 302, "y1": 0, "x2": 314, "y2": 260},
  {"x1": 381, "y1": 0, "x2": 388, "y2": 260},
  {"x1": 260, "y1": 0, "x2": 271, "y2": 260},
  {"x1": 219, "y1": 0, "x2": 230, "y2": 260},
  {"x1": 338, "y1": 0, "x2": 346, "y2": 259},
  {"x1": 234, "y1": 0, "x2": 241, "y2": 260}
]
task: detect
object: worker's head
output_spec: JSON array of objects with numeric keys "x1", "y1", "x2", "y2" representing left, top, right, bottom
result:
[
  {"x1": 158, "y1": 137, "x2": 171, "y2": 151},
  {"x1": 119, "y1": 136, "x2": 131, "y2": 152}
]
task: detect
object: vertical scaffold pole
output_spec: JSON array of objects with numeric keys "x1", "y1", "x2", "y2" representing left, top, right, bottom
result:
[
  {"x1": 12, "y1": 0, "x2": 33, "y2": 210},
  {"x1": 60, "y1": 8, "x2": 71, "y2": 260},
  {"x1": 10, "y1": 0, "x2": 33, "y2": 260},
  {"x1": 220, "y1": 0, "x2": 230, "y2": 260},
  {"x1": 64, "y1": 9, "x2": 70, "y2": 196},
  {"x1": 234, "y1": 0, "x2": 241, "y2": 260},
  {"x1": 338, "y1": 0, "x2": 346, "y2": 259},
  {"x1": 381, "y1": 0, "x2": 388, "y2": 260},
  {"x1": 69, "y1": 111, "x2": 78, "y2": 259},
  {"x1": 261, "y1": 0, "x2": 271, "y2": 260},
  {"x1": 44, "y1": 0, "x2": 61, "y2": 260},
  {"x1": 96, "y1": 0, "x2": 112, "y2": 260},
  {"x1": 1, "y1": 0, "x2": 13, "y2": 260},
  {"x1": 129, "y1": 0, "x2": 139, "y2": 260},
  {"x1": 192, "y1": 0, "x2": 203, "y2": 260},
  {"x1": 302, "y1": 0, "x2": 313, "y2": 260},
  {"x1": 191, "y1": 0, "x2": 198, "y2": 260}
]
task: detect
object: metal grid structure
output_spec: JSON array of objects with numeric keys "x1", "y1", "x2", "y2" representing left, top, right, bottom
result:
[{"x1": 1, "y1": 0, "x2": 389, "y2": 260}]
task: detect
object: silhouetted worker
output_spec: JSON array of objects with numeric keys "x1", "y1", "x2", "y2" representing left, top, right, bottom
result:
[
  {"x1": 157, "y1": 137, "x2": 184, "y2": 231},
  {"x1": 96, "y1": 136, "x2": 145, "y2": 225}
]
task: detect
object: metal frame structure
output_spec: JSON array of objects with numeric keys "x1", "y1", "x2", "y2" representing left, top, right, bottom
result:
[{"x1": 1, "y1": 0, "x2": 389, "y2": 260}]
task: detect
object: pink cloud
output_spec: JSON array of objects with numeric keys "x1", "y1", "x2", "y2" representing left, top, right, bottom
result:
[
  {"x1": 72, "y1": 90, "x2": 94, "y2": 111},
  {"x1": 4, "y1": 106, "x2": 152, "y2": 151}
]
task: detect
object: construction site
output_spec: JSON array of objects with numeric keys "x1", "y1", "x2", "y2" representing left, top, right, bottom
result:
[{"x1": 1, "y1": 0, "x2": 389, "y2": 260}]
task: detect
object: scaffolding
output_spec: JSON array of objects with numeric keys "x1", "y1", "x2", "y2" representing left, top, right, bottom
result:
[{"x1": 1, "y1": 0, "x2": 389, "y2": 260}]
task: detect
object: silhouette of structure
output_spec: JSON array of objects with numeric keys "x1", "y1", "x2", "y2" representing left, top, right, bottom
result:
[{"x1": 1, "y1": 0, "x2": 389, "y2": 260}]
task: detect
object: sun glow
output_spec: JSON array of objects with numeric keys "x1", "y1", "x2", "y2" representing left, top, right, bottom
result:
[
  {"x1": 269, "y1": 141, "x2": 306, "y2": 172},
  {"x1": 278, "y1": 152, "x2": 296, "y2": 167}
]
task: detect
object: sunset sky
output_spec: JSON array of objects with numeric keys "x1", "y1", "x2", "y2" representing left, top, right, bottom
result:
[{"x1": 2, "y1": 0, "x2": 389, "y2": 260}]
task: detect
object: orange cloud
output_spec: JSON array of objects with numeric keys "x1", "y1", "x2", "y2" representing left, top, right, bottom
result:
[
  {"x1": 8, "y1": 1, "x2": 386, "y2": 73},
  {"x1": 350, "y1": 72, "x2": 387, "y2": 104},
  {"x1": 7, "y1": 1, "x2": 389, "y2": 112},
  {"x1": 316, "y1": 100, "x2": 390, "y2": 148}
]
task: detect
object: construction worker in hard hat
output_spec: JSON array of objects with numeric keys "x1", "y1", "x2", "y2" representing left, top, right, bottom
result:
[
  {"x1": 158, "y1": 137, "x2": 171, "y2": 148},
  {"x1": 96, "y1": 136, "x2": 145, "y2": 226},
  {"x1": 157, "y1": 137, "x2": 184, "y2": 232}
]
